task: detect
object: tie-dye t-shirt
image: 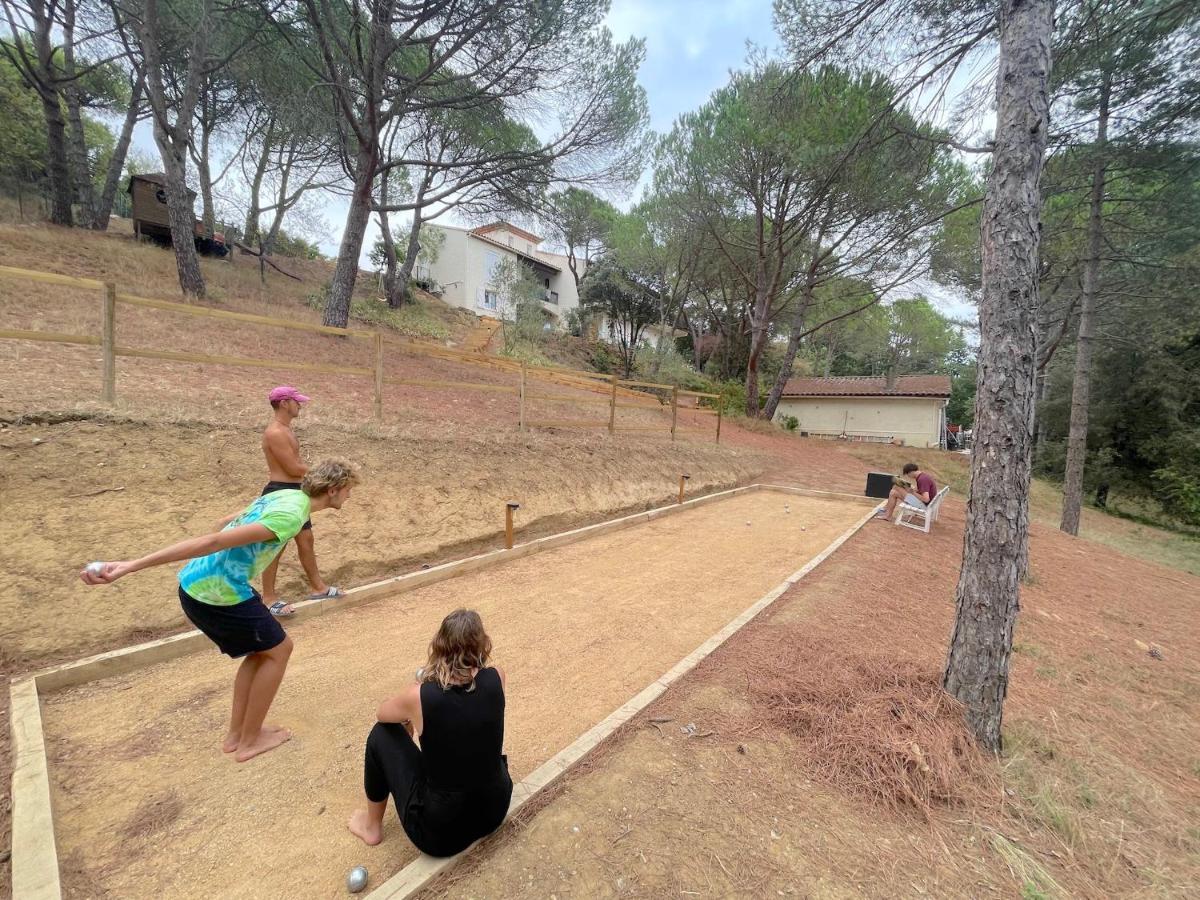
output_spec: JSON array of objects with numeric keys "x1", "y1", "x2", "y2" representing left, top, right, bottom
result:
[{"x1": 178, "y1": 490, "x2": 311, "y2": 606}]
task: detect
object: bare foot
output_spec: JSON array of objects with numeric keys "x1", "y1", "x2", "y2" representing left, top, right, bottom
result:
[
  {"x1": 223, "y1": 723, "x2": 287, "y2": 753},
  {"x1": 234, "y1": 727, "x2": 293, "y2": 762},
  {"x1": 348, "y1": 809, "x2": 383, "y2": 846}
]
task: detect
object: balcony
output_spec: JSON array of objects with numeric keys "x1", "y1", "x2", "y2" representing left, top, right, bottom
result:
[{"x1": 543, "y1": 289, "x2": 559, "y2": 305}]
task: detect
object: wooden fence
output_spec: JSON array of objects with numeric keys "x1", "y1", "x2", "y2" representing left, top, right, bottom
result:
[{"x1": 0, "y1": 264, "x2": 723, "y2": 441}]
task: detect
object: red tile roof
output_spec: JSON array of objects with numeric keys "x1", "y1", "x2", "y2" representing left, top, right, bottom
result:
[
  {"x1": 781, "y1": 375, "x2": 952, "y2": 398},
  {"x1": 471, "y1": 221, "x2": 543, "y2": 245},
  {"x1": 469, "y1": 231, "x2": 561, "y2": 273}
]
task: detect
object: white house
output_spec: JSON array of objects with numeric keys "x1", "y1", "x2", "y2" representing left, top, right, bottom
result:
[
  {"x1": 773, "y1": 375, "x2": 952, "y2": 448},
  {"x1": 420, "y1": 222, "x2": 583, "y2": 325}
]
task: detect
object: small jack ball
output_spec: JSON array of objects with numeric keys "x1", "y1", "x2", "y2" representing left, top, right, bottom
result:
[
  {"x1": 746, "y1": 521, "x2": 752, "y2": 526},
  {"x1": 86, "y1": 561, "x2": 105, "y2": 576},
  {"x1": 347, "y1": 866, "x2": 369, "y2": 893}
]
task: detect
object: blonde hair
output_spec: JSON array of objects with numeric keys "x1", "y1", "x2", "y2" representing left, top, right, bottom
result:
[
  {"x1": 302, "y1": 459, "x2": 359, "y2": 497},
  {"x1": 421, "y1": 609, "x2": 492, "y2": 691}
]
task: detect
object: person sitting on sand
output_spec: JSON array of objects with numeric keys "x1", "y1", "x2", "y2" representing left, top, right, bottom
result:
[
  {"x1": 348, "y1": 609, "x2": 513, "y2": 857},
  {"x1": 80, "y1": 460, "x2": 359, "y2": 762},
  {"x1": 875, "y1": 462, "x2": 937, "y2": 521}
]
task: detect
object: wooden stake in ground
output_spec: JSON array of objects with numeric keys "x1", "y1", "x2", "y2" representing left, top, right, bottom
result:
[
  {"x1": 505, "y1": 502, "x2": 519, "y2": 549},
  {"x1": 372, "y1": 331, "x2": 384, "y2": 422},
  {"x1": 101, "y1": 282, "x2": 116, "y2": 404},
  {"x1": 943, "y1": 0, "x2": 1052, "y2": 752}
]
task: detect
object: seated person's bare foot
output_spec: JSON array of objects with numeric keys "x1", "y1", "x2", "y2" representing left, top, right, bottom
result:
[
  {"x1": 234, "y1": 726, "x2": 293, "y2": 762},
  {"x1": 348, "y1": 809, "x2": 383, "y2": 846}
]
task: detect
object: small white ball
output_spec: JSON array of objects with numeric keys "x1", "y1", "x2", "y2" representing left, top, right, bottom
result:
[
  {"x1": 86, "y1": 561, "x2": 106, "y2": 576},
  {"x1": 746, "y1": 521, "x2": 752, "y2": 526},
  {"x1": 347, "y1": 866, "x2": 369, "y2": 893}
]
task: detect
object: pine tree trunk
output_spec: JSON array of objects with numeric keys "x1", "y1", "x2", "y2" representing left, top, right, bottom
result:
[
  {"x1": 196, "y1": 122, "x2": 216, "y2": 238},
  {"x1": 393, "y1": 198, "x2": 426, "y2": 308},
  {"x1": 62, "y1": 0, "x2": 98, "y2": 230},
  {"x1": 27, "y1": 0, "x2": 73, "y2": 226},
  {"x1": 156, "y1": 137, "x2": 206, "y2": 298},
  {"x1": 763, "y1": 281, "x2": 816, "y2": 420},
  {"x1": 94, "y1": 73, "x2": 144, "y2": 229},
  {"x1": 244, "y1": 127, "x2": 273, "y2": 244},
  {"x1": 1034, "y1": 367, "x2": 1049, "y2": 454},
  {"x1": 942, "y1": 0, "x2": 1052, "y2": 754},
  {"x1": 39, "y1": 91, "x2": 75, "y2": 226},
  {"x1": 325, "y1": 156, "x2": 375, "y2": 328},
  {"x1": 1060, "y1": 76, "x2": 1110, "y2": 536}
]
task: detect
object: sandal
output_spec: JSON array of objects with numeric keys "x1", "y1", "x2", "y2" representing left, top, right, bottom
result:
[
  {"x1": 268, "y1": 600, "x2": 295, "y2": 617},
  {"x1": 308, "y1": 586, "x2": 344, "y2": 600}
]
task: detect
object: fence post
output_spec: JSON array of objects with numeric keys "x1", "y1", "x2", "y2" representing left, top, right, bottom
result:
[
  {"x1": 519, "y1": 361, "x2": 527, "y2": 431},
  {"x1": 608, "y1": 375, "x2": 617, "y2": 434},
  {"x1": 715, "y1": 394, "x2": 724, "y2": 444},
  {"x1": 101, "y1": 282, "x2": 116, "y2": 403},
  {"x1": 670, "y1": 386, "x2": 678, "y2": 442},
  {"x1": 372, "y1": 331, "x2": 384, "y2": 423}
]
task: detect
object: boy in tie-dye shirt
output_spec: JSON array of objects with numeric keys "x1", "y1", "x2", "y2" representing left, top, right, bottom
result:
[{"x1": 81, "y1": 461, "x2": 359, "y2": 762}]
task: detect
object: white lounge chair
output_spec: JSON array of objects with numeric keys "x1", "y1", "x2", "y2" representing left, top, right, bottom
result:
[{"x1": 894, "y1": 485, "x2": 950, "y2": 533}]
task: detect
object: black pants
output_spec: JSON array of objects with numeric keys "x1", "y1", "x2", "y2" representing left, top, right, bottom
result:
[
  {"x1": 364, "y1": 722, "x2": 423, "y2": 808},
  {"x1": 363, "y1": 722, "x2": 512, "y2": 857}
]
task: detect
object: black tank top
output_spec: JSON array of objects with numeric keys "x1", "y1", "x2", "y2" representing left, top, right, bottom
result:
[{"x1": 419, "y1": 667, "x2": 507, "y2": 791}]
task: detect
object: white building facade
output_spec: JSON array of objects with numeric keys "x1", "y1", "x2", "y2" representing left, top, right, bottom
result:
[{"x1": 421, "y1": 222, "x2": 583, "y2": 325}]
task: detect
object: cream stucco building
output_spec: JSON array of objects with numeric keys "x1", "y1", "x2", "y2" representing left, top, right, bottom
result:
[
  {"x1": 421, "y1": 222, "x2": 583, "y2": 326},
  {"x1": 773, "y1": 375, "x2": 952, "y2": 448}
]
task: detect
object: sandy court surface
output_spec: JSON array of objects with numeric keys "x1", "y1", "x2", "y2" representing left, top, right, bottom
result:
[{"x1": 40, "y1": 490, "x2": 870, "y2": 899}]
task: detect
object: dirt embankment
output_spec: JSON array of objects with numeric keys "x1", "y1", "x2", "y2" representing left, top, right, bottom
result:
[{"x1": 0, "y1": 414, "x2": 769, "y2": 671}]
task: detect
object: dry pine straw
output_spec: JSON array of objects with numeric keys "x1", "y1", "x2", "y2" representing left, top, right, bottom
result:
[{"x1": 707, "y1": 628, "x2": 998, "y2": 819}]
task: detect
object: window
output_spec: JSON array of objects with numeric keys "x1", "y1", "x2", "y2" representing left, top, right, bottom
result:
[
  {"x1": 527, "y1": 243, "x2": 533, "y2": 254},
  {"x1": 507, "y1": 236, "x2": 514, "y2": 246},
  {"x1": 482, "y1": 290, "x2": 499, "y2": 310},
  {"x1": 544, "y1": 278, "x2": 550, "y2": 287},
  {"x1": 485, "y1": 250, "x2": 500, "y2": 283}
]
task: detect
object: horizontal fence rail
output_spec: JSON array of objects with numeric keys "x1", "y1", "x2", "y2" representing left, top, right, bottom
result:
[{"x1": 0, "y1": 264, "x2": 723, "y2": 442}]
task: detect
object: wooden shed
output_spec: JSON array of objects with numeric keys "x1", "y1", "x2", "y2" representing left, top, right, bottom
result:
[
  {"x1": 126, "y1": 173, "x2": 196, "y2": 241},
  {"x1": 127, "y1": 173, "x2": 226, "y2": 256}
]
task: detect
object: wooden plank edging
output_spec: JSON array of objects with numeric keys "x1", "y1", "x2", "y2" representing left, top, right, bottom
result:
[
  {"x1": 362, "y1": 496, "x2": 882, "y2": 900},
  {"x1": 9, "y1": 678, "x2": 60, "y2": 900}
]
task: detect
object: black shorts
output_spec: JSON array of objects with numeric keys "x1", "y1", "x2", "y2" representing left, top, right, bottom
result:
[
  {"x1": 262, "y1": 480, "x2": 312, "y2": 530},
  {"x1": 179, "y1": 586, "x2": 287, "y2": 658}
]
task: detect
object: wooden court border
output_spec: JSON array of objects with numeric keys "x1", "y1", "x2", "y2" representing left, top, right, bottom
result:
[{"x1": 8, "y1": 485, "x2": 881, "y2": 900}]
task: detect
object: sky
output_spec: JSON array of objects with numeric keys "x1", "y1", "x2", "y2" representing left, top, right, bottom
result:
[{"x1": 126, "y1": 0, "x2": 976, "y2": 323}]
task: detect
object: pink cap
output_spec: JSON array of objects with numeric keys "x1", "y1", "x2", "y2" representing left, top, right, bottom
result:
[{"x1": 269, "y1": 385, "x2": 310, "y2": 404}]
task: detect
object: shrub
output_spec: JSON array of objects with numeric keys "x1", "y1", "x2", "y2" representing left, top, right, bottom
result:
[
  {"x1": 1152, "y1": 466, "x2": 1200, "y2": 528},
  {"x1": 304, "y1": 285, "x2": 451, "y2": 341},
  {"x1": 781, "y1": 415, "x2": 799, "y2": 432}
]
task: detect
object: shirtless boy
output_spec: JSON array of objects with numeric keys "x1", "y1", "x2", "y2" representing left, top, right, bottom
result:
[{"x1": 261, "y1": 386, "x2": 342, "y2": 616}]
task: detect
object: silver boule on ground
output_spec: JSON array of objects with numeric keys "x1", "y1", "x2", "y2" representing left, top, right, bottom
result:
[{"x1": 347, "y1": 865, "x2": 368, "y2": 893}]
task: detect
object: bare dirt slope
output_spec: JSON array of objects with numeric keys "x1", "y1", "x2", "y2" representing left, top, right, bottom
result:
[
  {"x1": 433, "y1": 500, "x2": 1200, "y2": 899},
  {"x1": 40, "y1": 492, "x2": 867, "y2": 899}
]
